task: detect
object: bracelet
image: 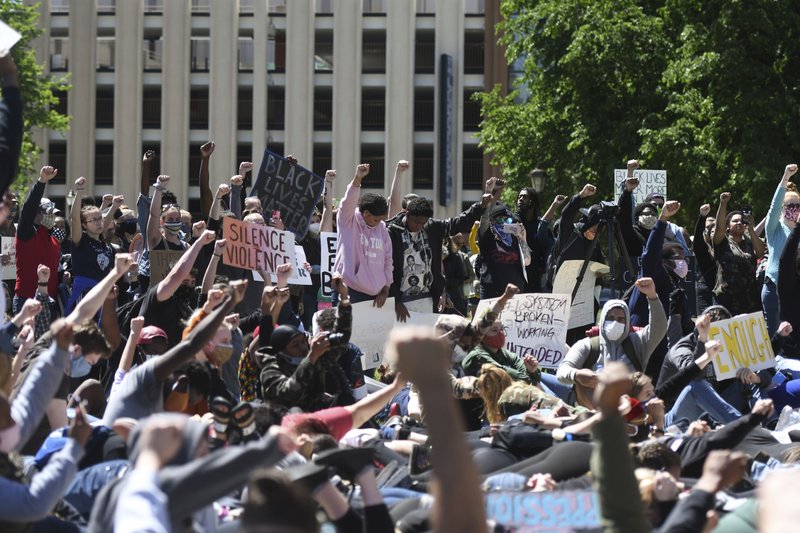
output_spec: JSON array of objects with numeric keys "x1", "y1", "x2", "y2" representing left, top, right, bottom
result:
[
  {"x1": 38, "y1": 282, "x2": 48, "y2": 286},
  {"x1": 213, "y1": 254, "x2": 223, "y2": 259}
]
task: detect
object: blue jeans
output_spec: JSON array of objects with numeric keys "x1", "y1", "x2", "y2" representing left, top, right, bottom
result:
[
  {"x1": 665, "y1": 380, "x2": 742, "y2": 428},
  {"x1": 762, "y1": 278, "x2": 780, "y2": 338},
  {"x1": 539, "y1": 372, "x2": 572, "y2": 403}
]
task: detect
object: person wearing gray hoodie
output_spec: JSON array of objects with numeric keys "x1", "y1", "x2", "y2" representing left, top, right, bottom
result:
[{"x1": 556, "y1": 277, "x2": 667, "y2": 390}]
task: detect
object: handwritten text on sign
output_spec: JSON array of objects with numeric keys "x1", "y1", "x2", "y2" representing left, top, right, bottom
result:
[
  {"x1": 709, "y1": 312, "x2": 776, "y2": 380},
  {"x1": 552, "y1": 260, "x2": 609, "y2": 329},
  {"x1": 222, "y1": 217, "x2": 296, "y2": 274},
  {"x1": 475, "y1": 293, "x2": 571, "y2": 369},
  {"x1": 149, "y1": 250, "x2": 186, "y2": 284},
  {"x1": 320, "y1": 232, "x2": 338, "y2": 299},
  {"x1": 485, "y1": 490, "x2": 601, "y2": 532},
  {"x1": 613, "y1": 169, "x2": 667, "y2": 206},
  {"x1": 1, "y1": 237, "x2": 15, "y2": 280},
  {"x1": 251, "y1": 150, "x2": 324, "y2": 239}
]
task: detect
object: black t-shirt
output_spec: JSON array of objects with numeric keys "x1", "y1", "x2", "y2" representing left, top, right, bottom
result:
[
  {"x1": 139, "y1": 286, "x2": 195, "y2": 348},
  {"x1": 72, "y1": 233, "x2": 115, "y2": 281},
  {"x1": 478, "y1": 231, "x2": 527, "y2": 299}
]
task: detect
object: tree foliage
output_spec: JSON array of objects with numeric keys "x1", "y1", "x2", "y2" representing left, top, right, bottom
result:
[
  {"x1": 0, "y1": 1, "x2": 70, "y2": 195},
  {"x1": 477, "y1": 0, "x2": 800, "y2": 224}
]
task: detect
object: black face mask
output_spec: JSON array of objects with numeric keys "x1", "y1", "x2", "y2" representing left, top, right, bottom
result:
[
  {"x1": 174, "y1": 284, "x2": 195, "y2": 305},
  {"x1": 119, "y1": 221, "x2": 137, "y2": 235}
]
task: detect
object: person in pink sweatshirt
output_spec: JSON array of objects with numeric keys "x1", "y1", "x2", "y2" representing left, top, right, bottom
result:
[{"x1": 333, "y1": 163, "x2": 393, "y2": 306}]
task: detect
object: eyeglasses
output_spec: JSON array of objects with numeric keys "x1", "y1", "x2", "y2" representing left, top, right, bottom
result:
[{"x1": 785, "y1": 204, "x2": 800, "y2": 210}]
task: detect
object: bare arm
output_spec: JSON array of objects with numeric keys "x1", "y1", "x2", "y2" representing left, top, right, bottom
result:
[
  {"x1": 344, "y1": 374, "x2": 406, "y2": 429},
  {"x1": 320, "y1": 170, "x2": 335, "y2": 233},
  {"x1": 70, "y1": 177, "x2": 86, "y2": 244},
  {"x1": 199, "y1": 141, "x2": 215, "y2": 218},
  {"x1": 119, "y1": 317, "x2": 144, "y2": 374},
  {"x1": 747, "y1": 214, "x2": 766, "y2": 258},
  {"x1": 542, "y1": 194, "x2": 567, "y2": 223},
  {"x1": 103, "y1": 195, "x2": 124, "y2": 234},
  {"x1": 387, "y1": 160, "x2": 409, "y2": 219},
  {"x1": 141, "y1": 150, "x2": 155, "y2": 196},
  {"x1": 201, "y1": 240, "x2": 226, "y2": 295},
  {"x1": 156, "y1": 231, "x2": 216, "y2": 302},
  {"x1": 712, "y1": 192, "x2": 729, "y2": 246},
  {"x1": 147, "y1": 175, "x2": 169, "y2": 250},
  {"x1": 69, "y1": 255, "x2": 134, "y2": 324}
]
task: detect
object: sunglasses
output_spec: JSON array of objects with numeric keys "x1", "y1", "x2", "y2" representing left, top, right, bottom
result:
[{"x1": 785, "y1": 204, "x2": 800, "y2": 210}]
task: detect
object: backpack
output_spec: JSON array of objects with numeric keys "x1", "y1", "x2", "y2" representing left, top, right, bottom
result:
[{"x1": 572, "y1": 335, "x2": 642, "y2": 409}]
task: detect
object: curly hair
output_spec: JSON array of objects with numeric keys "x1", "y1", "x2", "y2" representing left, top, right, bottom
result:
[{"x1": 476, "y1": 364, "x2": 513, "y2": 425}]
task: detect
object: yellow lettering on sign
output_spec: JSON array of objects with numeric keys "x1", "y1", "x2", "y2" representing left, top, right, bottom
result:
[
  {"x1": 709, "y1": 325, "x2": 730, "y2": 375},
  {"x1": 747, "y1": 318, "x2": 766, "y2": 362},
  {"x1": 723, "y1": 324, "x2": 746, "y2": 370}
]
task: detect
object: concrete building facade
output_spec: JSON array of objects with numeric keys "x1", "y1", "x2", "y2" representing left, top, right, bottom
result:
[{"x1": 29, "y1": 0, "x2": 508, "y2": 219}]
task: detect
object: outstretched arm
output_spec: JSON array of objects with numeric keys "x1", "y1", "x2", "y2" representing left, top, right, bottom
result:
[
  {"x1": 387, "y1": 160, "x2": 409, "y2": 219},
  {"x1": 156, "y1": 230, "x2": 216, "y2": 302},
  {"x1": 69, "y1": 255, "x2": 135, "y2": 324},
  {"x1": 320, "y1": 170, "x2": 336, "y2": 233},
  {"x1": 199, "y1": 141, "x2": 215, "y2": 217},
  {"x1": 70, "y1": 177, "x2": 86, "y2": 245},
  {"x1": 712, "y1": 192, "x2": 729, "y2": 246},
  {"x1": 141, "y1": 150, "x2": 156, "y2": 196}
]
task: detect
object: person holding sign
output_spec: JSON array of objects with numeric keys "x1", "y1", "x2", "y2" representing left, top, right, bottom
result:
[
  {"x1": 332, "y1": 164, "x2": 392, "y2": 307},
  {"x1": 557, "y1": 278, "x2": 666, "y2": 407},
  {"x1": 711, "y1": 191, "x2": 765, "y2": 316}
]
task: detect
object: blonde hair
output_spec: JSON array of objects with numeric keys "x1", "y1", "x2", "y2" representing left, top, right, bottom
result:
[{"x1": 476, "y1": 364, "x2": 513, "y2": 424}]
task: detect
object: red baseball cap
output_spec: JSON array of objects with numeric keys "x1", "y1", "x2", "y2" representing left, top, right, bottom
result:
[{"x1": 138, "y1": 326, "x2": 168, "y2": 345}]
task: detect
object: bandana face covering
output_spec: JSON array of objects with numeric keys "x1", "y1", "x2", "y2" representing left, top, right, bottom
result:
[
  {"x1": 208, "y1": 344, "x2": 234, "y2": 366},
  {"x1": 784, "y1": 206, "x2": 800, "y2": 222},
  {"x1": 163, "y1": 222, "x2": 183, "y2": 235},
  {"x1": 40, "y1": 212, "x2": 56, "y2": 229},
  {"x1": 50, "y1": 226, "x2": 66, "y2": 242},
  {"x1": 490, "y1": 220, "x2": 514, "y2": 247},
  {"x1": 638, "y1": 215, "x2": 657, "y2": 230}
]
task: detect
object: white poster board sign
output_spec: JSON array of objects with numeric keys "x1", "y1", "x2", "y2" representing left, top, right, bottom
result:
[
  {"x1": 475, "y1": 293, "x2": 571, "y2": 369},
  {"x1": 613, "y1": 169, "x2": 667, "y2": 206},
  {"x1": 319, "y1": 232, "x2": 337, "y2": 299},
  {"x1": 1, "y1": 236, "x2": 15, "y2": 280},
  {"x1": 552, "y1": 260, "x2": 609, "y2": 329},
  {"x1": 709, "y1": 312, "x2": 776, "y2": 380},
  {"x1": 265, "y1": 245, "x2": 312, "y2": 286}
]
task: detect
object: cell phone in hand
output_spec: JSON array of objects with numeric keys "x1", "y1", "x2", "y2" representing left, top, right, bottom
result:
[{"x1": 272, "y1": 210, "x2": 281, "y2": 220}]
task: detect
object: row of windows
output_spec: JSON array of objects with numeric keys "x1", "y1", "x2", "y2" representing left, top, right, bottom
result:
[
  {"x1": 60, "y1": 86, "x2": 483, "y2": 132},
  {"x1": 50, "y1": 31, "x2": 485, "y2": 75},
  {"x1": 52, "y1": 0, "x2": 485, "y2": 16},
  {"x1": 46, "y1": 141, "x2": 486, "y2": 194}
]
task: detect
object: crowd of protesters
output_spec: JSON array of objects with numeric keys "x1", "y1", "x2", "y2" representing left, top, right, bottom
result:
[{"x1": 3, "y1": 49, "x2": 800, "y2": 533}]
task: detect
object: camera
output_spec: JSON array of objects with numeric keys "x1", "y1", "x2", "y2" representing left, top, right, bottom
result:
[{"x1": 326, "y1": 332, "x2": 347, "y2": 347}]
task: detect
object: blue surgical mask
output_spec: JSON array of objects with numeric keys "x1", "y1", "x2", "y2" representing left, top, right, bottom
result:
[{"x1": 69, "y1": 352, "x2": 93, "y2": 378}]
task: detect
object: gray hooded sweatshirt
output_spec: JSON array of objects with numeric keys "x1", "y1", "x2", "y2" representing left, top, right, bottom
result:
[{"x1": 557, "y1": 296, "x2": 667, "y2": 384}]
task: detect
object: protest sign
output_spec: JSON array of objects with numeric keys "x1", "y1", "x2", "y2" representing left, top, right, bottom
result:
[
  {"x1": 319, "y1": 232, "x2": 337, "y2": 299},
  {"x1": 222, "y1": 217, "x2": 296, "y2": 274},
  {"x1": 485, "y1": 490, "x2": 601, "y2": 532},
  {"x1": 149, "y1": 250, "x2": 186, "y2": 284},
  {"x1": 1, "y1": 237, "x2": 15, "y2": 280},
  {"x1": 0, "y1": 21, "x2": 21, "y2": 55},
  {"x1": 405, "y1": 297, "x2": 434, "y2": 314},
  {"x1": 351, "y1": 297, "x2": 397, "y2": 369},
  {"x1": 709, "y1": 312, "x2": 776, "y2": 380},
  {"x1": 613, "y1": 168, "x2": 667, "y2": 206},
  {"x1": 250, "y1": 150, "x2": 324, "y2": 239},
  {"x1": 552, "y1": 260, "x2": 609, "y2": 329},
  {"x1": 264, "y1": 245, "x2": 312, "y2": 286},
  {"x1": 476, "y1": 293, "x2": 571, "y2": 369}
]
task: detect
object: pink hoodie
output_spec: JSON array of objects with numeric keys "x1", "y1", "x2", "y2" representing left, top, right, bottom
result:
[{"x1": 333, "y1": 183, "x2": 393, "y2": 296}]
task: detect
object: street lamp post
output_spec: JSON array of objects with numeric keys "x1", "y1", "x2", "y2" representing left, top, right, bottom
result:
[{"x1": 529, "y1": 167, "x2": 547, "y2": 193}]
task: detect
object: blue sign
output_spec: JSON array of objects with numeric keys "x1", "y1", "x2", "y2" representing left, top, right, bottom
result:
[{"x1": 485, "y1": 490, "x2": 602, "y2": 532}]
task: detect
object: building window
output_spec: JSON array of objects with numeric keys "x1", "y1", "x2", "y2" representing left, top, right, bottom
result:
[
  {"x1": 51, "y1": 0, "x2": 69, "y2": 14},
  {"x1": 238, "y1": 88, "x2": 253, "y2": 130},
  {"x1": 464, "y1": 31, "x2": 484, "y2": 74},
  {"x1": 191, "y1": 38, "x2": 210, "y2": 72},
  {"x1": 191, "y1": 0, "x2": 210, "y2": 14},
  {"x1": 96, "y1": 0, "x2": 115, "y2": 14},
  {"x1": 360, "y1": 145, "x2": 384, "y2": 188},
  {"x1": 313, "y1": 144, "x2": 332, "y2": 179},
  {"x1": 97, "y1": 37, "x2": 114, "y2": 72},
  {"x1": 238, "y1": 38, "x2": 254, "y2": 71},
  {"x1": 361, "y1": 88, "x2": 385, "y2": 132},
  {"x1": 143, "y1": 37, "x2": 162, "y2": 71},
  {"x1": 267, "y1": 87, "x2": 285, "y2": 131},
  {"x1": 143, "y1": 89, "x2": 161, "y2": 129},
  {"x1": 463, "y1": 90, "x2": 481, "y2": 131},
  {"x1": 268, "y1": 32, "x2": 286, "y2": 72},
  {"x1": 362, "y1": 32, "x2": 386, "y2": 74},
  {"x1": 416, "y1": 0, "x2": 435, "y2": 14},
  {"x1": 316, "y1": 0, "x2": 333, "y2": 15},
  {"x1": 415, "y1": 30, "x2": 434, "y2": 74},
  {"x1": 50, "y1": 38, "x2": 69, "y2": 71},
  {"x1": 363, "y1": 0, "x2": 385, "y2": 14},
  {"x1": 48, "y1": 143, "x2": 67, "y2": 184},
  {"x1": 95, "y1": 143, "x2": 114, "y2": 185},
  {"x1": 414, "y1": 88, "x2": 434, "y2": 131},
  {"x1": 465, "y1": 0, "x2": 485, "y2": 14},
  {"x1": 189, "y1": 143, "x2": 203, "y2": 186},
  {"x1": 413, "y1": 145, "x2": 433, "y2": 189},
  {"x1": 463, "y1": 145, "x2": 484, "y2": 189},
  {"x1": 143, "y1": 0, "x2": 162, "y2": 14},
  {"x1": 315, "y1": 31, "x2": 333, "y2": 72},
  {"x1": 269, "y1": 0, "x2": 286, "y2": 14},
  {"x1": 239, "y1": 0, "x2": 254, "y2": 15},
  {"x1": 53, "y1": 90, "x2": 68, "y2": 117},
  {"x1": 189, "y1": 89, "x2": 209, "y2": 130},
  {"x1": 314, "y1": 87, "x2": 332, "y2": 131},
  {"x1": 96, "y1": 89, "x2": 114, "y2": 128}
]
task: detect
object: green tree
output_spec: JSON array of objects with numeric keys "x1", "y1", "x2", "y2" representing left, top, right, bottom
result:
[
  {"x1": 0, "y1": 1, "x2": 70, "y2": 196},
  {"x1": 477, "y1": 0, "x2": 800, "y2": 224}
]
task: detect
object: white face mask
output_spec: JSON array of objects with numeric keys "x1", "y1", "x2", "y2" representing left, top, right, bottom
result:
[
  {"x1": 638, "y1": 214, "x2": 657, "y2": 230},
  {"x1": 671, "y1": 259, "x2": 689, "y2": 278},
  {"x1": 603, "y1": 320, "x2": 626, "y2": 342},
  {"x1": 307, "y1": 222, "x2": 321, "y2": 236}
]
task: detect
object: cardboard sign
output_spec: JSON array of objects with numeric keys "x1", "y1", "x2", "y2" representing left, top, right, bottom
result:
[
  {"x1": 319, "y1": 232, "x2": 337, "y2": 299},
  {"x1": 709, "y1": 312, "x2": 776, "y2": 380},
  {"x1": 1, "y1": 236, "x2": 15, "y2": 280},
  {"x1": 222, "y1": 217, "x2": 296, "y2": 274},
  {"x1": 149, "y1": 250, "x2": 186, "y2": 284},
  {"x1": 475, "y1": 293, "x2": 571, "y2": 369},
  {"x1": 250, "y1": 150, "x2": 324, "y2": 239},
  {"x1": 485, "y1": 490, "x2": 601, "y2": 532},
  {"x1": 552, "y1": 260, "x2": 609, "y2": 329},
  {"x1": 613, "y1": 169, "x2": 667, "y2": 206},
  {"x1": 265, "y1": 245, "x2": 312, "y2": 286}
]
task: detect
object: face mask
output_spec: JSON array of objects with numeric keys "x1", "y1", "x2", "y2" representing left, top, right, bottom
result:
[
  {"x1": 40, "y1": 212, "x2": 56, "y2": 229},
  {"x1": 638, "y1": 215, "x2": 657, "y2": 230},
  {"x1": 452, "y1": 345, "x2": 468, "y2": 364},
  {"x1": 279, "y1": 352, "x2": 306, "y2": 366},
  {"x1": 785, "y1": 206, "x2": 800, "y2": 222},
  {"x1": 0, "y1": 422, "x2": 21, "y2": 453},
  {"x1": 209, "y1": 343, "x2": 234, "y2": 366},
  {"x1": 163, "y1": 222, "x2": 182, "y2": 235},
  {"x1": 671, "y1": 259, "x2": 689, "y2": 278},
  {"x1": 181, "y1": 223, "x2": 192, "y2": 236},
  {"x1": 50, "y1": 226, "x2": 65, "y2": 242},
  {"x1": 174, "y1": 284, "x2": 195, "y2": 304},
  {"x1": 119, "y1": 221, "x2": 137, "y2": 235},
  {"x1": 483, "y1": 330, "x2": 506, "y2": 351},
  {"x1": 69, "y1": 351, "x2": 92, "y2": 378},
  {"x1": 307, "y1": 222, "x2": 321, "y2": 236},
  {"x1": 603, "y1": 320, "x2": 626, "y2": 342}
]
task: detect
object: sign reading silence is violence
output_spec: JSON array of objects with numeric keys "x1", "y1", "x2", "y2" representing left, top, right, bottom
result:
[
  {"x1": 250, "y1": 150, "x2": 325, "y2": 239},
  {"x1": 222, "y1": 217, "x2": 296, "y2": 274}
]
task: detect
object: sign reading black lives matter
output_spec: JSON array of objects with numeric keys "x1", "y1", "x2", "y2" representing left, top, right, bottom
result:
[{"x1": 251, "y1": 150, "x2": 325, "y2": 239}]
